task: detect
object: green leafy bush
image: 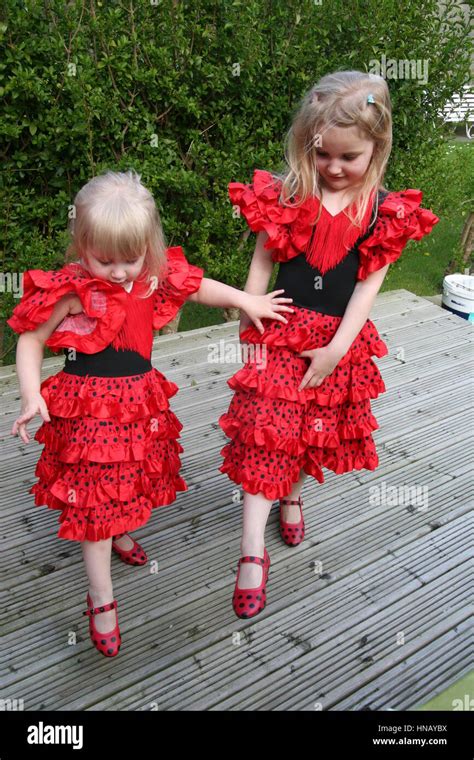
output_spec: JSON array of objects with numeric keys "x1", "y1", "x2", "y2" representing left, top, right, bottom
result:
[{"x1": 1, "y1": 0, "x2": 471, "y2": 363}]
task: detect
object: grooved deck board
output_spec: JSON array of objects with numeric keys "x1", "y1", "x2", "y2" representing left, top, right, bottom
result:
[{"x1": 0, "y1": 290, "x2": 472, "y2": 710}]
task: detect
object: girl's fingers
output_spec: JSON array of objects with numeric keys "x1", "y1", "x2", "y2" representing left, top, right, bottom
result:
[
  {"x1": 12, "y1": 406, "x2": 45, "y2": 437},
  {"x1": 299, "y1": 370, "x2": 325, "y2": 391},
  {"x1": 298, "y1": 373, "x2": 311, "y2": 391},
  {"x1": 274, "y1": 305, "x2": 295, "y2": 313},
  {"x1": 40, "y1": 406, "x2": 51, "y2": 423},
  {"x1": 18, "y1": 422, "x2": 29, "y2": 443},
  {"x1": 14, "y1": 412, "x2": 32, "y2": 426}
]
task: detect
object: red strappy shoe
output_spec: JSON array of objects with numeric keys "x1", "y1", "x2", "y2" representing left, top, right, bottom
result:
[
  {"x1": 232, "y1": 548, "x2": 270, "y2": 619},
  {"x1": 279, "y1": 496, "x2": 305, "y2": 546},
  {"x1": 112, "y1": 533, "x2": 148, "y2": 566},
  {"x1": 83, "y1": 593, "x2": 122, "y2": 657}
]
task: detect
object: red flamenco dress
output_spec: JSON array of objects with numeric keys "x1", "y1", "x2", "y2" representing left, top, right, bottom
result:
[
  {"x1": 7, "y1": 246, "x2": 204, "y2": 541},
  {"x1": 219, "y1": 169, "x2": 439, "y2": 499}
]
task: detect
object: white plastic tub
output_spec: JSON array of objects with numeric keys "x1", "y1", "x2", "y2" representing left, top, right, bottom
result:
[{"x1": 442, "y1": 274, "x2": 474, "y2": 321}]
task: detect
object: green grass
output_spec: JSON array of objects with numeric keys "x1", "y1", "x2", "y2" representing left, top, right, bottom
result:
[
  {"x1": 178, "y1": 301, "x2": 226, "y2": 332},
  {"x1": 412, "y1": 670, "x2": 473, "y2": 712},
  {"x1": 379, "y1": 208, "x2": 465, "y2": 296}
]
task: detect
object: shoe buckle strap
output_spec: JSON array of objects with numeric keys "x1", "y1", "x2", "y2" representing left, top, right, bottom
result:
[
  {"x1": 238, "y1": 555, "x2": 265, "y2": 567},
  {"x1": 280, "y1": 497, "x2": 303, "y2": 506},
  {"x1": 83, "y1": 599, "x2": 117, "y2": 617}
]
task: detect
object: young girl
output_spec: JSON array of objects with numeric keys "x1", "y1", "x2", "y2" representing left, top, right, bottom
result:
[
  {"x1": 218, "y1": 70, "x2": 440, "y2": 619},
  {"x1": 8, "y1": 169, "x2": 294, "y2": 657}
]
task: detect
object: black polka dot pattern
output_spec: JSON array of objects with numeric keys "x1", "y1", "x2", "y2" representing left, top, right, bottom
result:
[
  {"x1": 219, "y1": 305, "x2": 386, "y2": 499},
  {"x1": 232, "y1": 549, "x2": 270, "y2": 619},
  {"x1": 29, "y1": 368, "x2": 187, "y2": 541}
]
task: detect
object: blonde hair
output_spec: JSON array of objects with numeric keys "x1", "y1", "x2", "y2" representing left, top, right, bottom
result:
[
  {"x1": 272, "y1": 70, "x2": 393, "y2": 233},
  {"x1": 65, "y1": 169, "x2": 169, "y2": 298}
]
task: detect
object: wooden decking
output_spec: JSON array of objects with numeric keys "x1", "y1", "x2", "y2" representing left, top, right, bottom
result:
[{"x1": 1, "y1": 289, "x2": 472, "y2": 711}]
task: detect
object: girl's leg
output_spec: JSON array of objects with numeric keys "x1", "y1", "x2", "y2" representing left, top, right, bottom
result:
[
  {"x1": 280, "y1": 468, "x2": 308, "y2": 522},
  {"x1": 237, "y1": 491, "x2": 273, "y2": 588},
  {"x1": 237, "y1": 468, "x2": 309, "y2": 587},
  {"x1": 81, "y1": 538, "x2": 117, "y2": 633}
]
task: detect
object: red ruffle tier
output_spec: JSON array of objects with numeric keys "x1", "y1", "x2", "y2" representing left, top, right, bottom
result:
[
  {"x1": 30, "y1": 368, "x2": 187, "y2": 541},
  {"x1": 218, "y1": 306, "x2": 388, "y2": 499}
]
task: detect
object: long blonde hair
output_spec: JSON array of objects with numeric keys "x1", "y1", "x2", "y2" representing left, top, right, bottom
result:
[
  {"x1": 65, "y1": 169, "x2": 169, "y2": 298},
  {"x1": 273, "y1": 70, "x2": 393, "y2": 231}
]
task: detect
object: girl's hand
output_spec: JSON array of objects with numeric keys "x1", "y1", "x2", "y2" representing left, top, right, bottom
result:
[
  {"x1": 11, "y1": 392, "x2": 51, "y2": 444},
  {"x1": 238, "y1": 311, "x2": 253, "y2": 346},
  {"x1": 297, "y1": 345, "x2": 343, "y2": 391},
  {"x1": 241, "y1": 289, "x2": 294, "y2": 335}
]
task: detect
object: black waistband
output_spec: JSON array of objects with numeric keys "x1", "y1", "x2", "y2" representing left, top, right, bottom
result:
[
  {"x1": 274, "y1": 189, "x2": 389, "y2": 317},
  {"x1": 63, "y1": 346, "x2": 152, "y2": 377}
]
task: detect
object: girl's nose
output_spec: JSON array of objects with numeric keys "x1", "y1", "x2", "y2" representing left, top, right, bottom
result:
[{"x1": 327, "y1": 163, "x2": 342, "y2": 176}]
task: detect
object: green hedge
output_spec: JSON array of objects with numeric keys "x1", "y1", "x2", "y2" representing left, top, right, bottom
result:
[{"x1": 1, "y1": 0, "x2": 472, "y2": 362}]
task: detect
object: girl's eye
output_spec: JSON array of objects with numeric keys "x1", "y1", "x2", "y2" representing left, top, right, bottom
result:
[{"x1": 316, "y1": 150, "x2": 358, "y2": 160}]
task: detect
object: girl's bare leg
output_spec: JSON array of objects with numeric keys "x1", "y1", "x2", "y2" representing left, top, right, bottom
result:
[
  {"x1": 81, "y1": 538, "x2": 117, "y2": 633},
  {"x1": 280, "y1": 469, "x2": 308, "y2": 522},
  {"x1": 237, "y1": 491, "x2": 273, "y2": 588},
  {"x1": 237, "y1": 468, "x2": 308, "y2": 588}
]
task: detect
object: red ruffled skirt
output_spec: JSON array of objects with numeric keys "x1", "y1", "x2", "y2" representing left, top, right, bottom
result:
[
  {"x1": 218, "y1": 306, "x2": 388, "y2": 500},
  {"x1": 30, "y1": 368, "x2": 186, "y2": 541}
]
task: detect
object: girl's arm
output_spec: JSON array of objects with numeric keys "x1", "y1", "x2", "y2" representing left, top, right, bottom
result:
[
  {"x1": 298, "y1": 264, "x2": 390, "y2": 390},
  {"x1": 236, "y1": 231, "x2": 276, "y2": 332},
  {"x1": 187, "y1": 233, "x2": 292, "y2": 334},
  {"x1": 328, "y1": 264, "x2": 390, "y2": 359},
  {"x1": 11, "y1": 294, "x2": 83, "y2": 442}
]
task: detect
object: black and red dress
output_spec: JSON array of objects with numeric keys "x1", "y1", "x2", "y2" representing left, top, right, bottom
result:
[
  {"x1": 218, "y1": 169, "x2": 439, "y2": 499},
  {"x1": 7, "y1": 246, "x2": 204, "y2": 542}
]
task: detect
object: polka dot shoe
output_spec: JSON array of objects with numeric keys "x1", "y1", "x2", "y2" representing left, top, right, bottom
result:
[
  {"x1": 232, "y1": 548, "x2": 271, "y2": 619},
  {"x1": 83, "y1": 593, "x2": 121, "y2": 657},
  {"x1": 279, "y1": 496, "x2": 305, "y2": 546},
  {"x1": 112, "y1": 533, "x2": 148, "y2": 566}
]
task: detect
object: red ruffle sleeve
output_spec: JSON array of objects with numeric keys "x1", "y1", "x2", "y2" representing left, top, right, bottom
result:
[
  {"x1": 357, "y1": 189, "x2": 439, "y2": 280},
  {"x1": 228, "y1": 169, "x2": 319, "y2": 263},
  {"x1": 6, "y1": 264, "x2": 129, "y2": 354},
  {"x1": 152, "y1": 246, "x2": 204, "y2": 330}
]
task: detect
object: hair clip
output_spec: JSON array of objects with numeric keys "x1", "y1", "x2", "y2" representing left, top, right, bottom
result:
[{"x1": 367, "y1": 93, "x2": 375, "y2": 104}]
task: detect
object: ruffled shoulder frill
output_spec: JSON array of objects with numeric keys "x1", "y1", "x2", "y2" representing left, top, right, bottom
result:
[
  {"x1": 229, "y1": 168, "x2": 319, "y2": 263},
  {"x1": 6, "y1": 264, "x2": 129, "y2": 354},
  {"x1": 229, "y1": 172, "x2": 440, "y2": 276},
  {"x1": 152, "y1": 246, "x2": 204, "y2": 330},
  {"x1": 356, "y1": 189, "x2": 439, "y2": 280}
]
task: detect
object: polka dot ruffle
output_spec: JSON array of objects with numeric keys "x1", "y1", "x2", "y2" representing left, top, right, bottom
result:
[
  {"x1": 219, "y1": 305, "x2": 386, "y2": 498},
  {"x1": 29, "y1": 368, "x2": 186, "y2": 541}
]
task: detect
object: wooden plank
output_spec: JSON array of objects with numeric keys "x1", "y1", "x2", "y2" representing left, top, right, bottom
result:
[{"x1": 0, "y1": 289, "x2": 471, "y2": 710}]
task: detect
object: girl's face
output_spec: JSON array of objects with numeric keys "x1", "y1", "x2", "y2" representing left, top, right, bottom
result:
[
  {"x1": 315, "y1": 125, "x2": 375, "y2": 192},
  {"x1": 81, "y1": 249, "x2": 146, "y2": 284}
]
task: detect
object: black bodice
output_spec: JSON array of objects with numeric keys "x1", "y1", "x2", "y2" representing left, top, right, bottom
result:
[
  {"x1": 62, "y1": 345, "x2": 152, "y2": 377},
  {"x1": 274, "y1": 190, "x2": 388, "y2": 317}
]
